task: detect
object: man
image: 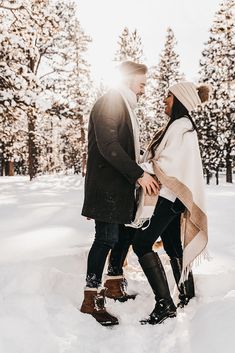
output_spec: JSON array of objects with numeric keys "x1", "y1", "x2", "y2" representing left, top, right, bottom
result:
[{"x1": 80, "y1": 61, "x2": 159, "y2": 326}]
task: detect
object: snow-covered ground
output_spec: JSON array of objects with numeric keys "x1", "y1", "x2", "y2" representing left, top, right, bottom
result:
[{"x1": 0, "y1": 175, "x2": 234, "y2": 353}]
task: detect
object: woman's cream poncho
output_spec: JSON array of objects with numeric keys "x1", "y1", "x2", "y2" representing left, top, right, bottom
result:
[{"x1": 138, "y1": 117, "x2": 208, "y2": 280}]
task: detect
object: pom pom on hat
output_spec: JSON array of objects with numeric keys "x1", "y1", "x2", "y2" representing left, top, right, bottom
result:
[{"x1": 197, "y1": 84, "x2": 211, "y2": 103}]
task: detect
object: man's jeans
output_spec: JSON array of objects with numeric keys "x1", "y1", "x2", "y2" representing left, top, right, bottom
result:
[{"x1": 86, "y1": 221, "x2": 135, "y2": 288}]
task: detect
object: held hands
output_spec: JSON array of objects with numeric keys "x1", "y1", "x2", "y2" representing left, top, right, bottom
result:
[{"x1": 137, "y1": 172, "x2": 160, "y2": 196}]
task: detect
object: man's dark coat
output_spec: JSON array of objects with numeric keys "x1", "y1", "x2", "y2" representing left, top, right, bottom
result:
[{"x1": 82, "y1": 90, "x2": 143, "y2": 224}]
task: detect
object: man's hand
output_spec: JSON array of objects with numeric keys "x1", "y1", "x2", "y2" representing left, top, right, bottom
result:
[{"x1": 137, "y1": 172, "x2": 160, "y2": 195}]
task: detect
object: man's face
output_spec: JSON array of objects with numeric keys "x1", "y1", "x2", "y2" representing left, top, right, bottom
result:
[{"x1": 128, "y1": 74, "x2": 147, "y2": 100}]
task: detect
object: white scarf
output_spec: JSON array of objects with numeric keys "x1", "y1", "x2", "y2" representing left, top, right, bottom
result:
[{"x1": 116, "y1": 84, "x2": 140, "y2": 162}]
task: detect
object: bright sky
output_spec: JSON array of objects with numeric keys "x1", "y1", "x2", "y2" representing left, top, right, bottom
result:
[{"x1": 76, "y1": 0, "x2": 221, "y2": 84}]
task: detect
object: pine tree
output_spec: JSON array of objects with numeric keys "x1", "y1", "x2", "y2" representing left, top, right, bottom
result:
[
  {"x1": 199, "y1": 0, "x2": 235, "y2": 183},
  {"x1": 49, "y1": 1, "x2": 93, "y2": 175},
  {"x1": 192, "y1": 103, "x2": 225, "y2": 185},
  {"x1": 143, "y1": 28, "x2": 183, "y2": 148},
  {"x1": 147, "y1": 28, "x2": 183, "y2": 132},
  {"x1": 0, "y1": 1, "x2": 38, "y2": 177},
  {"x1": 114, "y1": 26, "x2": 151, "y2": 150},
  {"x1": 0, "y1": 0, "x2": 93, "y2": 178},
  {"x1": 0, "y1": 0, "x2": 60, "y2": 179},
  {"x1": 114, "y1": 27, "x2": 144, "y2": 63}
]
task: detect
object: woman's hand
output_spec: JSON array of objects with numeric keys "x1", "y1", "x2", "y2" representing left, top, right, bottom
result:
[{"x1": 137, "y1": 172, "x2": 160, "y2": 196}]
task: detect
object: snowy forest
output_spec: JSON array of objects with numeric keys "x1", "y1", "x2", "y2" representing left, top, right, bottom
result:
[
  {"x1": 0, "y1": 1, "x2": 235, "y2": 353},
  {"x1": 0, "y1": 0, "x2": 234, "y2": 183}
]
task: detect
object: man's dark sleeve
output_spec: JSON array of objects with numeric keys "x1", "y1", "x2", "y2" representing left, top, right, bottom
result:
[{"x1": 92, "y1": 94, "x2": 143, "y2": 184}]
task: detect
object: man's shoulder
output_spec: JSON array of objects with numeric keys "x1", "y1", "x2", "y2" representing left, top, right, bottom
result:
[
  {"x1": 99, "y1": 89, "x2": 124, "y2": 103},
  {"x1": 103, "y1": 89, "x2": 124, "y2": 104},
  {"x1": 92, "y1": 89, "x2": 125, "y2": 113}
]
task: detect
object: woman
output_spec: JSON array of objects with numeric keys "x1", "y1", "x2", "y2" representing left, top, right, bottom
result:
[{"x1": 132, "y1": 81, "x2": 209, "y2": 325}]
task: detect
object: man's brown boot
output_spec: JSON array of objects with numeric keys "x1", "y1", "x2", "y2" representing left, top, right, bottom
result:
[
  {"x1": 104, "y1": 275, "x2": 137, "y2": 302},
  {"x1": 80, "y1": 287, "x2": 119, "y2": 326}
]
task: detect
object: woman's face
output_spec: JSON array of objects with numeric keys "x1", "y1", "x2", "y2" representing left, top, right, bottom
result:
[{"x1": 164, "y1": 92, "x2": 174, "y2": 116}]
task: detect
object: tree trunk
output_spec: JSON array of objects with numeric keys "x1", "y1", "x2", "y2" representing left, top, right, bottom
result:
[
  {"x1": 27, "y1": 57, "x2": 38, "y2": 181},
  {"x1": 28, "y1": 113, "x2": 38, "y2": 181},
  {"x1": 0, "y1": 157, "x2": 3, "y2": 176},
  {"x1": 206, "y1": 170, "x2": 210, "y2": 185},
  {"x1": 82, "y1": 152, "x2": 86, "y2": 177},
  {"x1": 9, "y1": 161, "x2": 14, "y2": 176},
  {"x1": 0, "y1": 144, "x2": 5, "y2": 176},
  {"x1": 74, "y1": 155, "x2": 80, "y2": 174},
  {"x1": 0, "y1": 160, "x2": 13, "y2": 176},
  {"x1": 225, "y1": 150, "x2": 233, "y2": 184},
  {"x1": 215, "y1": 168, "x2": 219, "y2": 185},
  {"x1": 80, "y1": 122, "x2": 87, "y2": 177},
  {"x1": 1, "y1": 159, "x2": 6, "y2": 176}
]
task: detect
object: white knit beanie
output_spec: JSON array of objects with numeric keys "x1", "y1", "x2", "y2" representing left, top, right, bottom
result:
[{"x1": 169, "y1": 82, "x2": 201, "y2": 112}]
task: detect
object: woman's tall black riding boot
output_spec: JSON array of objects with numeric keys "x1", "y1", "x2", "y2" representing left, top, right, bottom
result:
[
  {"x1": 139, "y1": 252, "x2": 176, "y2": 325},
  {"x1": 170, "y1": 257, "x2": 195, "y2": 308}
]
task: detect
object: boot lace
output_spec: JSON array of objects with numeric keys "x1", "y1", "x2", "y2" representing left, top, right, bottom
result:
[{"x1": 94, "y1": 293, "x2": 106, "y2": 311}]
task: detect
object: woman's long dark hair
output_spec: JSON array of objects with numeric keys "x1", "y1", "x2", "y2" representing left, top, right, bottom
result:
[{"x1": 149, "y1": 95, "x2": 197, "y2": 158}]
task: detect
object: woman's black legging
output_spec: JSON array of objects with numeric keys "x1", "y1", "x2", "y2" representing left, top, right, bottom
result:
[{"x1": 132, "y1": 196, "x2": 185, "y2": 259}]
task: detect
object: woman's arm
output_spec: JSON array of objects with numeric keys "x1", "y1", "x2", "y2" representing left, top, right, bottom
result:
[{"x1": 139, "y1": 161, "x2": 155, "y2": 175}]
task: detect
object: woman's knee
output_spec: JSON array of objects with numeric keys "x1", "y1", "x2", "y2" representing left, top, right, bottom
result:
[
  {"x1": 163, "y1": 241, "x2": 183, "y2": 258},
  {"x1": 132, "y1": 235, "x2": 152, "y2": 258}
]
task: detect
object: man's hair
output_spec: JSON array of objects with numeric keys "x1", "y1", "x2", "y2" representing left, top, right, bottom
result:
[{"x1": 118, "y1": 61, "x2": 148, "y2": 77}]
